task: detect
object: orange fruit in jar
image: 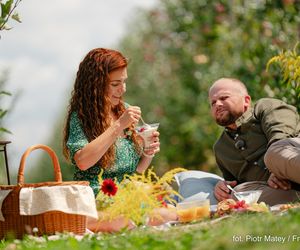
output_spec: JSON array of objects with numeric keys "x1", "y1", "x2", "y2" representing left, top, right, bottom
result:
[
  {"x1": 177, "y1": 207, "x2": 197, "y2": 223},
  {"x1": 195, "y1": 205, "x2": 210, "y2": 219}
]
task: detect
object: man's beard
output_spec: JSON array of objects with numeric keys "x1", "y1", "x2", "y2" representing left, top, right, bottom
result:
[{"x1": 216, "y1": 110, "x2": 242, "y2": 127}]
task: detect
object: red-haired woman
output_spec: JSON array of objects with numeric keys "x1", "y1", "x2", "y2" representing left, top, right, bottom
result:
[
  {"x1": 63, "y1": 48, "x2": 160, "y2": 196},
  {"x1": 63, "y1": 48, "x2": 178, "y2": 232}
]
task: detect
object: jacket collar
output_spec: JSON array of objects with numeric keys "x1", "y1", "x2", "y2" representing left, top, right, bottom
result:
[{"x1": 225, "y1": 107, "x2": 253, "y2": 131}]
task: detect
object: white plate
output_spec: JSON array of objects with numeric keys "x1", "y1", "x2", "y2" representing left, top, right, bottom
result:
[
  {"x1": 270, "y1": 204, "x2": 283, "y2": 212},
  {"x1": 210, "y1": 205, "x2": 217, "y2": 212}
]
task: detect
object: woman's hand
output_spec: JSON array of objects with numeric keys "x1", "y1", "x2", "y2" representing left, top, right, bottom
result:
[
  {"x1": 136, "y1": 131, "x2": 160, "y2": 172},
  {"x1": 118, "y1": 106, "x2": 141, "y2": 130},
  {"x1": 214, "y1": 180, "x2": 237, "y2": 202},
  {"x1": 143, "y1": 131, "x2": 160, "y2": 157}
]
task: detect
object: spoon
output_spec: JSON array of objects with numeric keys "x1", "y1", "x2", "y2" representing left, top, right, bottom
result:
[
  {"x1": 140, "y1": 116, "x2": 151, "y2": 128},
  {"x1": 128, "y1": 105, "x2": 151, "y2": 128},
  {"x1": 226, "y1": 184, "x2": 242, "y2": 201}
]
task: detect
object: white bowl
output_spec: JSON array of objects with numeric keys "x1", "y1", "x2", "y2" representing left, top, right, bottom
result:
[{"x1": 234, "y1": 190, "x2": 262, "y2": 204}]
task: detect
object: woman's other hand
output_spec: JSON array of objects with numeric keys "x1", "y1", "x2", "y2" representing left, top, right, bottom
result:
[{"x1": 143, "y1": 131, "x2": 160, "y2": 157}]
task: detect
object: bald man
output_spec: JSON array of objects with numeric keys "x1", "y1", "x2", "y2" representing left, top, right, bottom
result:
[{"x1": 209, "y1": 78, "x2": 300, "y2": 205}]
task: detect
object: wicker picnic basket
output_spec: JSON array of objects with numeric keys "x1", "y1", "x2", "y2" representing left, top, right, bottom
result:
[{"x1": 0, "y1": 144, "x2": 90, "y2": 239}]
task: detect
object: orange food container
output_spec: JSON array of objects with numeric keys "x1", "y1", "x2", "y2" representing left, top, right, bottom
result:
[{"x1": 177, "y1": 199, "x2": 210, "y2": 223}]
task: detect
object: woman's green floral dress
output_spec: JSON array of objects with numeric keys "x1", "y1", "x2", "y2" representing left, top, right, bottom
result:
[{"x1": 67, "y1": 112, "x2": 141, "y2": 196}]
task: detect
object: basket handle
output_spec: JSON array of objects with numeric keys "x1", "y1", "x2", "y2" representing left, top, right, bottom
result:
[{"x1": 18, "y1": 144, "x2": 62, "y2": 184}]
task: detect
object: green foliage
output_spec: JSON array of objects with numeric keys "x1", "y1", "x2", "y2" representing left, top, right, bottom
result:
[
  {"x1": 25, "y1": 116, "x2": 74, "y2": 183},
  {"x1": 267, "y1": 42, "x2": 300, "y2": 110},
  {"x1": 0, "y1": 0, "x2": 22, "y2": 182},
  {"x1": 33, "y1": 0, "x2": 300, "y2": 181},
  {"x1": 120, "y1": 0, "x2": 300, "y2": 173},
  {"x1": 0, "y1": 72, "x2": 17, "y2": 185},
  {"x1": 0, "y1": 71, "x2": 12, "y2": 135},
  {"x1": 0, "y1": 0, "x2": 23, "y2": 175},
  {"x1": 1, "y1": 210, "x2": 300, "y2": 249},
  {"x1": 0, "y1": 0, "x2": 22, "y2": 32}
]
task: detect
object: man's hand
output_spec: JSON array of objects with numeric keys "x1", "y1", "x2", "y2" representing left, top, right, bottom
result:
[
  {"x1": 267, "y1": 173, "x2": 291, "y2": 190},
  {"x1": 214, "y1": 180, "x2": 237, "y2": 201}
]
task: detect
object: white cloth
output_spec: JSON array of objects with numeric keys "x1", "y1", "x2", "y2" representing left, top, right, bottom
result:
[
  {"x1": 175, "y1": 170, "x2": 223, "y2": 205},
  {"x1": 19, "y1": 185, "x2": 98, "y2": 219},
  {"x1": 0, "y1": 189, "x2": 12, "y2": 221},
  {"x1": 182, "y1": 192, "x2": 209, "y2": 202}
]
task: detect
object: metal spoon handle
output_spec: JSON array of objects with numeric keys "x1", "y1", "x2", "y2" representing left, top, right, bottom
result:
[
  {"x1": 226, "y1": 184, "x2": 242, "y2": 201},
  {"x1": 226, "y1": 184, "x2": 235, "y2": 193},
  {"x1": 140, "y1": 116, "x2": 150, "y2": 128}
]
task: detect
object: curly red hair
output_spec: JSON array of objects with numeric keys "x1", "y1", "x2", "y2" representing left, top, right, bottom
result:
[{"x1": 63, "y1": 48, "x2": 140, "y2": 168}]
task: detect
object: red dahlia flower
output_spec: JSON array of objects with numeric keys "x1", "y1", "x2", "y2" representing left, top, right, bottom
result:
[{"x1": 101, "y1": 179, "x2": 118, "y2": 196}]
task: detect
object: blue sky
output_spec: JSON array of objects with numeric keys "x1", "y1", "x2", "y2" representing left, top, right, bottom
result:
[{"x1": 0, "y1": 0, "x2": 157, "y2": 179}]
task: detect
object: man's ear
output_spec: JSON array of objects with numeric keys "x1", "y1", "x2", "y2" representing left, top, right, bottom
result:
[{"x1": 244, "y1": 95, "x2": 251, "y2": 111}]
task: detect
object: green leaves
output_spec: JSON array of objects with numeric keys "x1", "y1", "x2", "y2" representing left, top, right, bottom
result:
[
  {"x1": 0, "y1": 72, "x2": 12, "y2": 135},
  {"x1": 0, "y1": 0, "x2": 21, "y2": 132},
  {"x1": 0, "y1": 108, "x2": 12, "y2": 134},
  {"x1": 119, "y1": 0, "x2": 300, "y2": 172},
  {"x1": 1, "y1": 0, "x2": 13, "y2": 19},
  {"x1": 0, "y1": 0, "x2": 22, "y2": 31},
  {"x1": 0, "y1": 90, "x2": 12, "y2": 96},
  {"x1": 0, "y1": 109, "x2": 8, "y2": 119},
  {"x1": 0, "y1": 127, "x2": 11, "y2": 134},
  {"x1": 267, "y1": 42, "x2": 300, "y2": 108},
  {"x1": 278, "y1": 43, "x2": 300, "y2": 85},
  {"x1": 11, "y1": 12, "x2": 21, "y2": 22}
]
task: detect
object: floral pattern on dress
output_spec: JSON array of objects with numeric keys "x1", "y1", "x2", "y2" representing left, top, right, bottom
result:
[{"x1": 67, "y1": 112, "x2": 140, "y2": 196}]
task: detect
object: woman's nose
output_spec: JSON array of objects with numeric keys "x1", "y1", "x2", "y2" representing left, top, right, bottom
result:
[
  {"x1": 117, "y1": 84, "x2": 126, "y2": 95},
  {"x1": 121, "y1": 83, "x2": 126, "y2": 94}
]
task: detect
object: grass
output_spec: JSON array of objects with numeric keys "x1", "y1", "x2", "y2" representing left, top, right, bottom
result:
[{"x1": 1, "y1": 210, "x2": 300, "y2": 250}]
